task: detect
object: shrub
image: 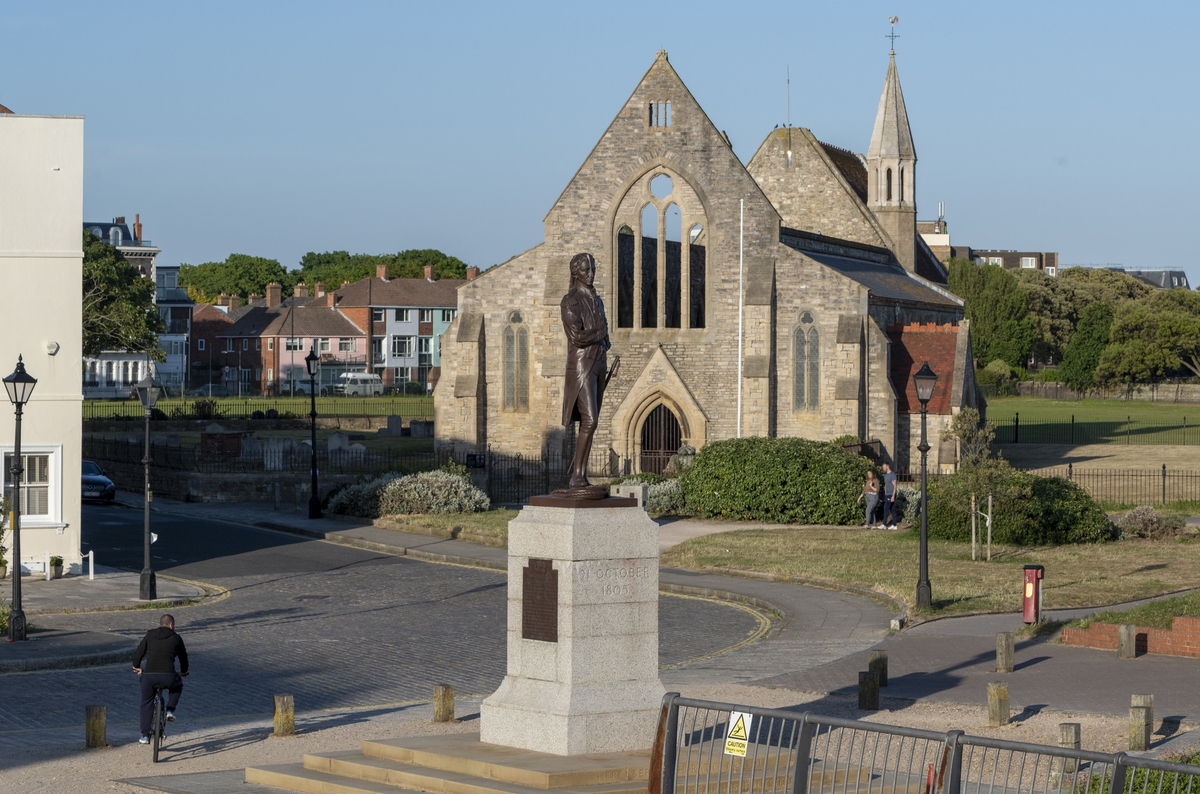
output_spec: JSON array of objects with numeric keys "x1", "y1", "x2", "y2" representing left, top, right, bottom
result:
[
  {"x1": 326, "y1": 472, "x2": 405, "y2": 517},
  {"x1": 831, "y1": 435, "x2": 861, "y2": 446},
  {"x1": 441, "y1": 459, "x2": 470, "y2": 480},
  {"x1": 609, "y1": 472, "x2": 666, "y2": 487},
  {"x1": 192, "y1": 398, "x2": 219, "y2": 421},
  {"x1": 378, "y1": 470, "x2": 490, "y2": 515},
  {"x1": 896, "y1": 485, "x2": 922, "y2": 525},
  {"x1": 1119, "y1": 506, "x2": 1186, "y2": 540},
  {"x1": 929, "y1": 458, "x2": 1115, "y2": 545},
  {"x1": 403, "y1": 381, "x2": 425, "y2": 395},
  {"x1": 647, "y1": 480, "x2": 687, "y2": 516},
  {"x1": 679, "y1": 436, "x2": 870, "y2": 525}
]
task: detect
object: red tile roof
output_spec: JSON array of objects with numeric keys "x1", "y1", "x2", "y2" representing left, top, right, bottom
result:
[{"x1": 887, "y1": 322, "x2": 958, "y2": 414}]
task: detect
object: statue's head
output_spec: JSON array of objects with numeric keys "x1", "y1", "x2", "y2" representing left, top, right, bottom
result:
[{"x1": 569, "y1": 252, "x2": 596, "y2": 285}]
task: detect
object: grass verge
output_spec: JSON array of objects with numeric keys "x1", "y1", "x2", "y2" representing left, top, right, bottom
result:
[
  {"x1": 1067, "y1": 590, "x2": 1200, "y2": 630},
  {"x1": 986, "y1": 396, "x2": 1200, "y2": 424},
  {"x1": 378, "y1": 508, "x2": 518, "y2": 545},
  {"x1": 659, "y1": 526, "x2": 1200, "y2": 617}
]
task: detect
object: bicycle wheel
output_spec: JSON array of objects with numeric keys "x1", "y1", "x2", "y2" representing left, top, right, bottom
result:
[{"x1": 151, "y1": 695, "x2": 162, "y2": 763}]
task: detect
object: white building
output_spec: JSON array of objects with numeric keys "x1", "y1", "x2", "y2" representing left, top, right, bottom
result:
[{"x1": 0, "y1": 103, "x2": 84, "y2": 574}]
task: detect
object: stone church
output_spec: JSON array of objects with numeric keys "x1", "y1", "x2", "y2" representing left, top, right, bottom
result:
[{"x1": 435, "y1": 50, "x2": 978, "y2": 474}]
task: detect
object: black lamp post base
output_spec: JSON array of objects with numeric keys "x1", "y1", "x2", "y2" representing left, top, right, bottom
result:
[
  {"x1": 308, "y1": 495, "x2": 322, "y2": 520},
  {"x1": 7, "y1": 609, "x2": 26, "y2": 642},
  {"x1": 916, "y1": 580, "x2": 932, "y2": 609},
  {"x1": 139, "y1": 569, "x2": 157, "y2": 601}
]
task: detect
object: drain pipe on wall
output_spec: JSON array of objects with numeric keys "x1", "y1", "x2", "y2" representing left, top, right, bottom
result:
[{"x1": 736, "y1": 199, "x2": 744, "y2": 438}]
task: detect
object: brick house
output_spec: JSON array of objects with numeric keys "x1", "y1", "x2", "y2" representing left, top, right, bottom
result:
[{"x1": 435, "y1": 51, "x2": 980, "y2": 473}]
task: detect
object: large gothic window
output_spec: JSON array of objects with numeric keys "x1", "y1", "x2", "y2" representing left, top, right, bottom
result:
[
  {"x1": 503, "y1": 312, "x2": 528, "y2": 411},
  {"x1": 793, "y1": 312, "x2": 820, "y2": 411}
]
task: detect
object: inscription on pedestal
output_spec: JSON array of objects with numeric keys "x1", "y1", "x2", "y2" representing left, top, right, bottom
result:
[{"x1": 522, "y1": 558, "x2": 558, "y2": 642}]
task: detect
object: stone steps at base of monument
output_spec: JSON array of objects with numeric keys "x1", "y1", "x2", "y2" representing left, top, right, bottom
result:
[{"x1": 245, "y1": 754, "x2": 647, "y2": 794}]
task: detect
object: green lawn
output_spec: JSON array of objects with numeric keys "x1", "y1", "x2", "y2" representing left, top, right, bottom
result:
[
  {"x1": 987, "y1": 397, "x2": 1200, "y2": 445},
  {"x1": 987, "y1": 397, "x2": 1200, "y2": 423},
  {"x1": 1069, "y1": 590, "x2": 1200, "y2": 630}
]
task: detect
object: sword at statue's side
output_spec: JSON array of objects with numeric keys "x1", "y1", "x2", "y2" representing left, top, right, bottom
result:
[{"x1": 603, "y1": 356, "x2": 621, "y2": 389}]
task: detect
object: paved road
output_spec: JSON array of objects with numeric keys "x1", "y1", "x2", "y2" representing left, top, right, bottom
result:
[{"x1": 0, "y1": 504, "x2": 762, "y2": 764}]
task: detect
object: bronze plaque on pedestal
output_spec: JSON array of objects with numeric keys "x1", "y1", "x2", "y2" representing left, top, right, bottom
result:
[{"x1": 522, "y1": 558, "x2": 558, "y2": 643}]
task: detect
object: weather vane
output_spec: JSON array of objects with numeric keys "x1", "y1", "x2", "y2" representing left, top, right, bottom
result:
[{"x1": 886, "y1": 16, "x2": 900, "y2": 51}]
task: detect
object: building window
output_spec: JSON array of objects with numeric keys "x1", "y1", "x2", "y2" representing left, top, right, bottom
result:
[
  {"x1": 886, "y1": 168, "x2": 893, "y2": 202},
  {"x1": 441, "y1": 309, "x2": 457, "y2": 322},
  {"x1": 793, "y1": 312, "x2": 820, "y2": 411},
  {"x1": 266, "y1": 338, "x2": 274, "y2": 351},
  {"x1": 395, "y1": 309, "x2": 411, "y2": 322},
  {"x1": 987, "y1": 257, "x2": 1003, "y2": 266},
  {"x1": 372, "y1": 308, "x2": 385, "y2": 323},
  {"x1": 419, "y1": 309, "x2": 434, "y2": 323},
  {"x1": 338, "y1": 338, "x2": 353, "y2": 352},
  {"x1": 1020, "y1": 257, "x2": 1037, "y2": 269},
  {"x1": 504, "y1": 317, "x2": 529, "y2": 411},
  {"x1": 285, "y1": 337, "x2": 302, "y2": 351},
  {"x1": 267, "y1": 368, "x2": 274, "y2": 384},
  {"x1": 4, "y1": 452, "x2": 51, "y2": 518},
  {"x1": 197, "y1": 338, "x2": 206, "y2": 352},
  {"x1": 391, "y1": 335, "x2": 414, "y2": 358},
  {"x1": 255, "y1": 339, "x2": 261, "y2": 351},
  {"x1": 242, "y1": 339, "x2": 249, "y2": 351},
  {"x1": 317, "y1": 338, "x2": 330, "y2": 353},
  {"x1": 648, "y1": 100, "x2": 672, "y2": 127}
]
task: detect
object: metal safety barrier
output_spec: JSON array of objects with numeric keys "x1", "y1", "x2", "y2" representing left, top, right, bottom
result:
[{"x1": 651, "y1": 694, "x2": 1200, "y2": 794}]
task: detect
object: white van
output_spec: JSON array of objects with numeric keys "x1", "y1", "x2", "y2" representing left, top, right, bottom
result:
[{"x1": 335, "y1": 372, "x2": 385, "y2": 396}]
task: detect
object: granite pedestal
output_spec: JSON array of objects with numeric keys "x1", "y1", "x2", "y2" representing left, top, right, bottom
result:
[{"x1": 480, "y1": 498, "x2": 666, "y2": 756}]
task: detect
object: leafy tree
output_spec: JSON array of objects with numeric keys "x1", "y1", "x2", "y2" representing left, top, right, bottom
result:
[
  {"x1": 179, "y1": 254, "x2": 288, "y2": 302},
  {"x1": 946, "y1": 407, "x2": 995, "y2": 467},
  {"x1": 1096, "y1": 290, "x2": 1200, "y2": 384},
  {"x1": 1059, "y1": 302, "x2": 1114, "y2": 391},
  {"x1": 1059, "y1": 266, "x2": 1152, "y2": 306},
  {"x1": 292, "y1": 249, "x2": 469, "y2": 289},
  {"x1": 82, "y1": 232, "x2": 164, "y2": 358},
  {"x1": 1014, "y1": 269, "x2": 1088, "y2": 364},
  {"x1": 947, "y1": 259, "x2": 1038, "y2": 368}
]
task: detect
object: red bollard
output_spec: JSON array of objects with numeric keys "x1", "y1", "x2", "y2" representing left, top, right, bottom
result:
[{"x1": 1023, "y1": 565, "x2": 1044, "y2": 624}]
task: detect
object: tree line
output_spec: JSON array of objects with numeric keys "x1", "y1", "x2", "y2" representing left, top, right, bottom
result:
[
  {"x1": 948, "y1": 259, "x2": 1200, "y2": 390},
  {"x1": 178, "y1": 249, "x2": 471, "y2": 303}
]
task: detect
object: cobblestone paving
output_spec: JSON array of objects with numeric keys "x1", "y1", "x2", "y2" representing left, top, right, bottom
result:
[{"x1": 0, "y1": 545, "x2": 760, "y2": 748}]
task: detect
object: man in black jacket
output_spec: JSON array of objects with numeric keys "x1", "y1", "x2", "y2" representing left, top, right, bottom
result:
[{"x1": 132, "y1": 614, "x2": 189, "y2": 744}]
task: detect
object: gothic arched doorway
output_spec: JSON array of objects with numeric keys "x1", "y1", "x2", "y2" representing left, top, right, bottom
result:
[{"x1": 640, "y1": 404, "x2": 681, "y2": 474}]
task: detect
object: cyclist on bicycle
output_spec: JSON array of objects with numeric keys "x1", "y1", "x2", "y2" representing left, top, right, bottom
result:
[{"x1": 132, "y1": 614, "x2": 189, "y2": 744}]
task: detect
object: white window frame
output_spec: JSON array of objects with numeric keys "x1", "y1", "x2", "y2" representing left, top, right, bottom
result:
[
  {"x1": 197, "y1": 338, "x2": 206, "y2": 352},
  {"x1": 255, "y1": 338, "x2": 261, "y2": 351},
  {"x1": 395, "y1": 308, "x2": 411, "y2": 323},
  {"x1": 2, "y1": 444, "x2": 63, "y2": 528},
  {"x1": 267, "y1": 338, "x2": 274, "y2": 351},
  {"x1": 1020, "y1": 257, "x2": 1037, "y2": 269},
  {"x1": 441, "y1": 309, "x2": 456, "y2": 322},
  {"x1": 242, "y1": 338, "x2": 249, "y2": 351},
  {"x1": 285, "y1": 337, "x2": 302, "y2": 351},
  {"x1": 1045, "y1": 267, "x2": 1057, "y2": 277},
  {"x1": 987, "y1": 257, "x2": 1003, "y2": 266},
  {"x1": 372, "y1": 308, "x2": 385, "y2": 323},
  {"x1": 317, "y1": 338, "x2": 331, "y2": 354},
  {"x1": 338, "y1": 338, "x2": 354, "y2": 352},
  {"x1": 391, "y1": 335, "x2": 414, "y2": 358},
  {"x1": 419, "y1": 309, "x2": 433, "y2": 323}
]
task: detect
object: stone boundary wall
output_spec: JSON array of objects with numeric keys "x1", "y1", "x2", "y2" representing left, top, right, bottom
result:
[
  {"x1": 84, "y1": 416, "x2": 394, "y2": 433},
  {"x1": 1060, "y1": 615, "x2": 1200, "y2": 658},
  {"x1": 1018, "y1": 381, "x2": 1200, "y2": 404}
]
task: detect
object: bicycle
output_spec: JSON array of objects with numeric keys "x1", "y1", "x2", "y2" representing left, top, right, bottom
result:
[{"x1": 149, "y1": 684, "x2": 168, "y2": 762}]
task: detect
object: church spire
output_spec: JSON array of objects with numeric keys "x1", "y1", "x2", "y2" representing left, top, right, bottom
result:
[{"x1": 867, "y1": 49, "x2": 918, "y2": 273}]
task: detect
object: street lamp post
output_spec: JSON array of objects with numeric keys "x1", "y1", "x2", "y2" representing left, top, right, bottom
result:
[
  {"x1": 913, "y1": 362, "x2": 938, "y2": 609},
  {"x1": 4, "y1": 356, "x2": 37, "y2": 642},
  {"x1": 134, "y1": 375, "x2": 161, "y2": 601},
  {"x1": 305, "y1": 347, "x2": 322, "y2": 519}
]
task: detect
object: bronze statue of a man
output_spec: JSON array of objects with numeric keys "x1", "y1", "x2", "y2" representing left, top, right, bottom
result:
[{"x1": 559, "y1": 252, "x2": 619, "y2": 496}]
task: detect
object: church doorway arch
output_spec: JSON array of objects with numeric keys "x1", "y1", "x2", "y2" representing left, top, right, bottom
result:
[{"x1": 639, "y1": 404, "x2": 682, "y2": 474}]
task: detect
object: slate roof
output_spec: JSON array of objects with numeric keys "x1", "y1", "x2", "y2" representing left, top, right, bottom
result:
[
  {"x1": 867, "y1": 52, "x2": 916, "y2": 161},
  {"x1": 817, "y1": 140, "x2": 868, "y2": 203},
  {"x1": 219, "y1": 301, "x2": 363, "y2": 339},
  {"x1": 781, "y1": 229, "x2": 960, "y2": 308},
  {"x1": 329, "y1": 276, "x2": 466, "y2": 308}
]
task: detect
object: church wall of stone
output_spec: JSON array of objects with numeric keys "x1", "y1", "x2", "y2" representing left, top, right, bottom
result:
[{"x1": 748, "y1": 129, "x2": 889, "y2": 248}]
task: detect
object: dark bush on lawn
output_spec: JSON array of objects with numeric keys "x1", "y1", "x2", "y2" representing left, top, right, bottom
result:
[
  {"x1": 680, "y1": 436, "x2": 869, "y2": 525},
  {"x1": 929, "y1": 458, "x2": 1116, "y2": 544}
]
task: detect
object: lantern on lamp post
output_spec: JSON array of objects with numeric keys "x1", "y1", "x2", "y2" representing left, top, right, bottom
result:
[
  {"x1": 3, "y1": 356, "x2": 37, "y2": 641},
  {"x1": 912, "y1": 362, "x2": 938, "y2": 609}
]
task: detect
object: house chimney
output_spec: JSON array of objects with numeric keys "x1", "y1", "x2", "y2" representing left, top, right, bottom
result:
[
  {"x1": 376, "y1": 263, "x2": 388, "y2": 280},
  {"x1": 248, "y1": 292, "x2": 261, "y2": 306},
  {"x1": 217, "y1": 292, "x2": 231, "y2": 307},
  {"x1": 466, "y1": 266, "x2": 480, "y2": 280},
  {"x1": 228, "y1": 294, "x2": 242, "y2": 311},
  {"x1": 424, "y1": 265, "x2": 434, "y2": 281},
  {"x1": 133, "y1": 214, "x2": 143, "y2": 242},
  {"x1": 294, "y1": 282, "x2": 309, "y2": 298},
  {"x1": 266, "y1": 282, "x2": 282, "y2": 309},
  {"x1": 314, "y1": 282, "x2": 325, "y2": 297},
  {"x1": 113, "y1": 216, "x2": 125, "y2": 225}
]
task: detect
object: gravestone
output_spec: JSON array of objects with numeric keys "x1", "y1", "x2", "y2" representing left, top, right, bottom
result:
[
  {"x1": 378, "y1": 415, "x2": 404, "y2": 437},
  {"x1": 328, "y1": 432, "x2": 350, "y2": 451}
]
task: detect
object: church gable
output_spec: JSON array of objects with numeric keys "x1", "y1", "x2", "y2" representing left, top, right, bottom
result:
[{"x1": 747, "y1": 127, "x2": 889, "y2": 249}]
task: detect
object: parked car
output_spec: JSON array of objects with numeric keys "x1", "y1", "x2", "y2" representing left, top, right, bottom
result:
[
  {"x1": 186, "y1": 384, "x2": 234, "y2": 397},
  {"x1": 81, "y1": 460, "x2": 116, "y2": 502},
  {"x1": 333, "y1": 372, "x2": 385, "y2": 396}
]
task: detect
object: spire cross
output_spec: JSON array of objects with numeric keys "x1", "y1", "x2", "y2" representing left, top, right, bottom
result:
[{"x1": 886, "y1": 16, "x2": 900, "y2": 51}]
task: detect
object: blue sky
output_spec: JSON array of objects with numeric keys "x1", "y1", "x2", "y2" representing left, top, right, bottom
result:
[{"x1": 3, "y1": 1, "x2": 1196, "y2": 284}]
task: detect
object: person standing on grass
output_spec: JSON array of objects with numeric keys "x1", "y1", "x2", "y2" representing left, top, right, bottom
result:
[
  {"x1": 857, "y1": 470, "x2": 881, "y2": 528},
  {"x1": 881, "y1": 462, "x2": 899, "y2": 530}
]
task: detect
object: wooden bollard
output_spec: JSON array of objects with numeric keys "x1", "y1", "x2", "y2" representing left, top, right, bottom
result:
[
  {"x1": 433, "y1": 684, "x2": 455, "y2": 723},
  {"x1": 858, "y1": 671, "x2": 880, "y2": 711},
  {"x1": 1059, "y1": 723, "x2": 1081, "y2": 774},
  {"x1": 996, "y1": 632, "x2": 1015, "y2": 673},
  {"x1": 1130, "y1": 706, "x2": 1151, "y2": 751},
  {"x1": 273, "y1": 694, "x2": 295, "y2": 737},
  {"x1": 987, "y1": 682, "x2": 1009, "y2": 726},
  {"x1": 1117, "y1": 624, "x2": 1137, "y2": 659},
  {"x1": 85, "y1": 705, "x2": 107, "y2": 748},
  {"x1": 868, "y1": 651, "x2": 888, "y2": 687}
]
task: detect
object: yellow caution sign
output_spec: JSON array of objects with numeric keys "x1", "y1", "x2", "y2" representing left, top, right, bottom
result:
[{"x1": 724, "y1": 711, "x2": 752, "y2": 757}]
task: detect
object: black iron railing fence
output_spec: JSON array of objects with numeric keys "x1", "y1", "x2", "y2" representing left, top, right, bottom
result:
[
  {"x1": 83, "y1": 396, "x2": 434, "y2": 422},
  {"x1": 996, "y1": 414, "x2": 1200, "y2": 446},
  {"x1": 654, "y1": 694, "x2": 1200, "y2": 794}
]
